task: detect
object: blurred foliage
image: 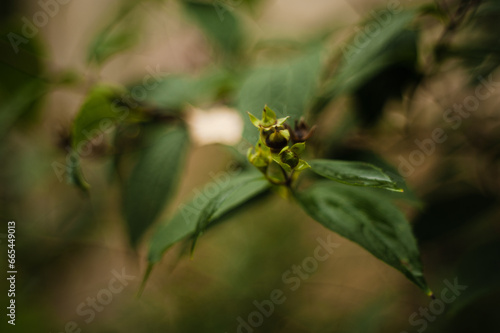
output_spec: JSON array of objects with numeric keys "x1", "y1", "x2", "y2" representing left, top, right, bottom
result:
[
  {"x1": 122, "y1": 124, "x2": 190, "y2": 247},
  {"x1": 1, "y1": 0, "x2": 500, "y2": 332},
  {"x1": 183, "y1": 0, "x2": 244, "y2": 58}
]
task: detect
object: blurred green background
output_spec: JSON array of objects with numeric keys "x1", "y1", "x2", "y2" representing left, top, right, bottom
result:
[{"x1": 1, "y1": 0, "x2": 500, "y2": 332}]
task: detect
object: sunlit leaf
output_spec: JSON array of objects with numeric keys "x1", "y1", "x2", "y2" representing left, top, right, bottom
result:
[
  {"x1": 308, "y1": 159, "x2": 403, "y2": 192},
  {"x1": 295, "y1": 181, "x2": 431, "y2": 294}
]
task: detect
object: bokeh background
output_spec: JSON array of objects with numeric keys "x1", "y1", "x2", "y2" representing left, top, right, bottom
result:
[{"x1": 1, "y1": 0, "x2": 499, "y2": 332}]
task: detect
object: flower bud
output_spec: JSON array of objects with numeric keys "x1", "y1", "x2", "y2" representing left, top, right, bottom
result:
[
  {"x1": 280, "y1": 149, "x2": 299, "y2": 168},
  {"x1": 263, "y1": 127, "x2": 289, "y2": 153}
]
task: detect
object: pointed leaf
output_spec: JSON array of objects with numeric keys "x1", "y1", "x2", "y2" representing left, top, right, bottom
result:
[
  {"x1": 276, "y1": 116, "x2": 290, "y2": 126},
  {"x1": 290, "y1": 142, "x2": 306, "y2": 155},
  {"x1": 262, "y1": 105, "x2": 277, "y2": 125},
  {"x1": 309, "y1": 159, "x2": 403, "y2": 192},
  {"x1": 295, "y1": 181, "x2": 431, "y2": 294},
  {"x1": 247, "y1": 112, "x2": 261, "y2": 128},
  {"x1": 296, "y1": 159, "x2": 310, "y2": 172}
]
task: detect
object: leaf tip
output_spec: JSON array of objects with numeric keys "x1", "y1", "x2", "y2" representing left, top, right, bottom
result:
[
  {"x1": 137, "y1": 263, "x2": 154, "y2": 298},
  {"x1": 247, "y1": 112, "x2": 260, "y2": 127}
]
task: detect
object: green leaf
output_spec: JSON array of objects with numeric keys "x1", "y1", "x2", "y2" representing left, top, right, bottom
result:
[
  {"x1": 333, "y1": 10, "x2": 417, "y2": 96},
  {"x1": 295, "y1": 159, "x2": 310, "y2": 172},
  {"x1": 86, "y1": 2, "x2": 143, "y2": 65},
  {"x1": 183, "y1": 0, "x2": 243, "y2": 56},
  {"x1": 66, "y1": 158, "x2": 90, "y2": 193},
  {"x1": 0, "y1": 25, "x2": 44, "y2": 93},
  {"x1": 142, "y1": 70, "x2": 232, "y2": 111},
  {"x1": 122, "y1": 125, "x2": 190, "y2": 247},
  {"x1": 262, "y1": 105, "x2": 277, "y2": 124},
  {"x1": 290, "y1": 142, "x2": 305, "y2": 155},
  {"x1": 147, "y1": 172, "x2": 270, "y2": 263},
  {"x1": 190, "y1": 181, "x2": 243, "y2": 255},
  {"x1": 88, "y1": 25, "x2": 139, "y2": 65},
  {"x1": 352, "y1": 29, "x2": 419, "y2": 126},
  {"x1": 247, "y1": 112, "x2": 260, "y2": 127},
  {"x1": 0, "y1": 31, "x2": 46, "y2": 129},
  {"x1": 67, "y1": 85, "x2": 123, "y2": 191},
  {"x1": 71, "y1": 85, "x2": 123, "y2": 148},
  {"x1": 311, "y1": 9, "x2": 417, "y2": 114},
  {"x1": 272, "y1": 155, "x2": 292, "y2": 173},
  {"x1": 237, "y1": 48, "x2": 322, "y2": 142},
  {"x1": 0, "y1": 81, "x2": 46, "y2": 136},
  {"x1": 295, "y1": 181, "x2": 431, "y2": 294},
  {"x1": 308, "y1": 159, "x2": 403, "y2": 192}
]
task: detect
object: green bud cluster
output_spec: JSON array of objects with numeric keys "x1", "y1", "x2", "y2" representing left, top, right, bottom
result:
[{"x1": 247, "y1": 106, "x2": 313, "y2": 186}]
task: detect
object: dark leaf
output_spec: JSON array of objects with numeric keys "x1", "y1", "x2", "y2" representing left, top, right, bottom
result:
[
  {"x1": 122, "y1": 125, "x2": 190, "y2": 247},
  {"x1": 295, "y1": 181, "x2": 431, "y2": 294},
  {"x1": 311, "y1": 9, "x2": 417, "y2": 115}
]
